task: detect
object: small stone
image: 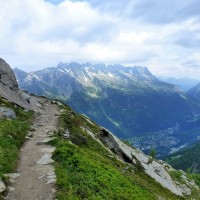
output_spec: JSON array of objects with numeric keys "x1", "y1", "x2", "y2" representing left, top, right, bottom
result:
[
  {"x1": 37, "y1": 154, "x2": 54, "y2": 165},
  {"x1": 47, "y1": 175, "x2": 56, "y2": 179},
  {"x1": 46, "y1": 179, "x2": 56, "y2": 184},
  {"x1": 9, "y1": 179, "x2": 15, "y2": 184},
  {"x1": 8, "y1": 187, "x2": 15, "y2": 191}
]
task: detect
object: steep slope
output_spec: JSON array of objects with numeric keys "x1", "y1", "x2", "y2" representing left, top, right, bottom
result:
[
  {"x1": 187, "y1": 83, "x2": 200, "y2": 101},
  {"x1": 51, "y1": 103, "x2": 200, "y2": 199},
  {"x1": 0, "y1": 59, "x2": 39, "y2": 111},
  {"x1": 14, "y1": 63, "x2": 200, "y2": 156},
  {"x1": 1, "y1": 59, "x2": 200, "y2": 199}
]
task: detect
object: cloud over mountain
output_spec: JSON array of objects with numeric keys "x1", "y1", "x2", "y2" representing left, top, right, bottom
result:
[{"x1": 0, "y1": 0, "x2": 200, "y2": 78}]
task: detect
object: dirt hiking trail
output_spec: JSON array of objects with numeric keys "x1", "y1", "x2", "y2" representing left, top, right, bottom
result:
[{"x1": 7, "y1": 97, "x2": 60, "y2": 200}]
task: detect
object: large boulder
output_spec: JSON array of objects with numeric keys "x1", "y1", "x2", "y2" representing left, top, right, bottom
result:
[
  {"x1": 0, "y1": 58, "x2": 41, "y2": 111},
  {"x1": 0, "y1": 58, "x2": 18, "y2": 92}
]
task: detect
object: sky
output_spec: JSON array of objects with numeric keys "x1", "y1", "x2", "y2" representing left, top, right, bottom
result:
[{"x1": 0, "y1": 0, "x2": 200, "y2": 79}]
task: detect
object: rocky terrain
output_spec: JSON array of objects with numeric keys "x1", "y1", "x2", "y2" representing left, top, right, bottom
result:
[{"x1": 0, "y1": 58, "x2": 200, "y2": 199}]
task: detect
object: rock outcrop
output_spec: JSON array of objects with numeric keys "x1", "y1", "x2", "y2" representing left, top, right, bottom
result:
[
  {"x1": 0, "y1": 107, "x2": 16, "y2": 119},
  {"x1": 0, "y1": 178, "x2": 6, "y2": 193},
  {"x1": 0, "y1": 58, "x2": 18, "y2": 92},
  {"x1": 99, "y1": 127, "x2": 198, "y2": 197},
  {"x1": 0, "y1": 58, "x2": 40, "y2": 111}
]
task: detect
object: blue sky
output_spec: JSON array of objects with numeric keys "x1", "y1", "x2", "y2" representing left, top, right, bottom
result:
[{"x1": 0, "y1": 0, "x2": 200, "y2": 79}]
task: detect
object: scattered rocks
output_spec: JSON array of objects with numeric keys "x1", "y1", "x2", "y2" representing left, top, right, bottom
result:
[
  {"x1": 37, "y1": 154, "x2": 54, "y2": 165},
  {"x1": 27, "y1": 132, "x2": 33, "y2": 138},
  {"x1": 0, "y1": 178, "x2": 6, "y2": 193},
  {"x1": 178, "y1": 184, "x2": 192, "y2": 195},
  {"x1": 46, "y1": 172, "x2": 56, "y2": 185}
]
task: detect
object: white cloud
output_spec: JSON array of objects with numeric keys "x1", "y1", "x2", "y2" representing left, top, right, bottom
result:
[{"x1": 0, "y1": 0, "x2": 200, "y2": 79}]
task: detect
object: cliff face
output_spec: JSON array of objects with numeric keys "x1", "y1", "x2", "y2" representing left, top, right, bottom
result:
[
  {"x1": 0, "y1": 58, "x2": 39, "y2": 111},
  {"x1": 0, "y1": 58, "x2": 18, "y2": 92}
]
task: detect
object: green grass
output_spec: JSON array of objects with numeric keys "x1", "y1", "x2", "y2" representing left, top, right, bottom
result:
[
  {"x1": 52, "y1": 106, "x2": 184, "y2": 200},
  {"x1": 0, "y1": 97, "x2": 33, "y2": 176}
]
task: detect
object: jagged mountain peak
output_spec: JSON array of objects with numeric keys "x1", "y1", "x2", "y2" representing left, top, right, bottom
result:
[{"x1": 55, "y1": 62, "x2": 154, "y2": 78}]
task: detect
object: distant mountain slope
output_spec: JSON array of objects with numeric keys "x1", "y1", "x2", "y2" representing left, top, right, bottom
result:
[
  {"x1": 187, "y1": 83, "x2": 200, "y2": 101},
  {"x1": 160, "y1": 77, "x2": 199, "y2": 91},
  {"x1": 165, "y1": 141, "x2": 200, "y2": 173},
  {"x1": 14, "y1": 63, "x2": 200, "y2": 155}
]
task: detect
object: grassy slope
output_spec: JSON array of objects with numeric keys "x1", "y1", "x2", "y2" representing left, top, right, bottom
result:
[
  {"x1": 0, "y1": 97, "x2": 33, "y2": 188},
  {"x1": 51, "y1": 104, "x2": 184, "y2": 200}
]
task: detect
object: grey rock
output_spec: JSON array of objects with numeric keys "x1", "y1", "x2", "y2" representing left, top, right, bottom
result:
[
  {"x1": 63, "y1": 129, "x2": 70, "y2": 139},
  {"x1": 0, "y1": 178, "x2": 6, "y2": 193},
  {"x1": 40, "y1": 147, "x2": 55, "y2": 153},
  {"x1": 37, "y1": 153, "x2": 54, "y2": 165},
  {"x1": 37, "y1": 138, "x2": 56, "y2": 145},
  {"x1": 0, "y1": 107, "x2": 16, "y2": 119},
  {"x1": 4, "y1": 173, "x2": 20, "y2": 179},
  {"x1": 0, "y1": 58, "x2": 18, "y2": 92},
  {"x1": 46, "y1": 179, "x2": 56, "y2": 184}
]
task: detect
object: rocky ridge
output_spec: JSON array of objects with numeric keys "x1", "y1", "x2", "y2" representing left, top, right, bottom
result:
[
  {"x1": 82, "y1": 122, "x2": 199, "y2": 197},
  {"x1": 0, "y1": 58, "x2": 39, "y2": 111}
]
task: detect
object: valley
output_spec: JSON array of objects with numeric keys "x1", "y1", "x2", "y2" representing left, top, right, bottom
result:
[{"x1": 14, "y1": 62, "x2": 200, "y2": 157}]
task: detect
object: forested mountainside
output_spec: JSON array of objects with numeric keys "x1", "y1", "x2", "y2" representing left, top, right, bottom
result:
[
  {"x1": 165, "y1": 141, "x2": 200, "y2": 173},
  {"x1": 14, "y1": 63, "x2": 200, "y2": 156}
]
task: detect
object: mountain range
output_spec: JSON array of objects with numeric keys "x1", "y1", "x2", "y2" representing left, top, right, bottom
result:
[{"x1": 14, "y1": 63, "x2": 200, "y2": 156}]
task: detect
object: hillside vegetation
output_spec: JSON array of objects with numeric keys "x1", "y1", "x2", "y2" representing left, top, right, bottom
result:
[
  {"x1": 0, "y1": 97, "x2": 33, "y2": 197},
  {"x1": 50, "y1": 104, "x2": 186, "y2": 200}
]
